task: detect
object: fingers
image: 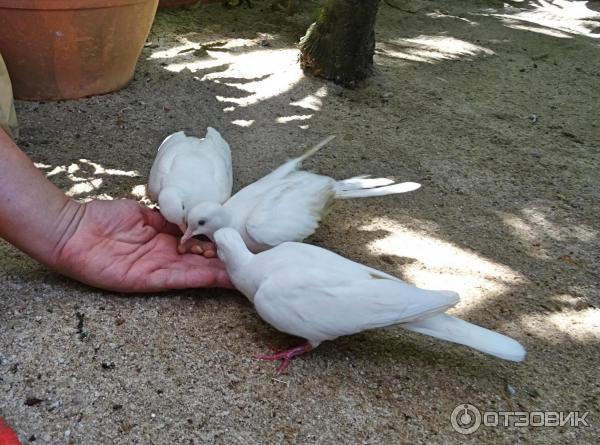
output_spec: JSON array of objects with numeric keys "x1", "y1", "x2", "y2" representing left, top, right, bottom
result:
[
  {"x1": 146, "y1": 259, "x2": 233, "y2": 290},
  {"x1": 178, "y1": 256, "x2": 232, "y2": 288},
  {"x1": 184, "y1": 256, "x2": 232, "y2": 288},
  {"x1": 215, "y1": 268, "x2": 234, "y2": 289}
]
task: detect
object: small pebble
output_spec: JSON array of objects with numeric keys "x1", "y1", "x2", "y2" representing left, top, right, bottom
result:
[
  {"x1": 506, "y1": 384, "x2": 516, "y2": 397},
  {"x1": 530, "y1": 149, "x2": 542, "y2": 158}
]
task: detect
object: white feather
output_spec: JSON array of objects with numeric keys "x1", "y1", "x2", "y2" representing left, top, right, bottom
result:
[
  {"x1": 214, "y1": 228, "x2": 527, "y2": 363},
  {"x1": 189, "y1": 135, "x2": 420, "y2": 251},
  {"x1": 403, "y1": 314, "x2": 526, "y2": 362},
  {"x1": 148, "y1": 127, "x2": 232, "y2": 224}
]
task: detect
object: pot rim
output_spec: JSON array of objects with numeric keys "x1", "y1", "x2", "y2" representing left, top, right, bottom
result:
[{"x1": 0, "y1": 0, "x2": 155, "y2": 10}]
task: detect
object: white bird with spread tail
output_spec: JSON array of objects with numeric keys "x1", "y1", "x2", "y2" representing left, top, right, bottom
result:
[
  {"x1": 182, "y1": 135, "x2": 420, "y2": 252},
  {"x1": 213, "y1": 227, "x2": 527, "y2": 373},
  {"x1": 148, "y1": 127, "x2": 233, "y2": 251}
]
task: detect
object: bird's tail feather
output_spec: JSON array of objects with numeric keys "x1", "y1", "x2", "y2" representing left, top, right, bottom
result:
[
  {"x1": 402, "y1": 314, "x2": 526, "y2": 362},
  {"x1": 296, "y1": 135, "x2": 337, "y2": 165},
  {"x1": 205, "y1": 127, "x2": 222, "y2": 142},
  {"x1": 335, "y1": 175, "x2": 421, "y2": 199},
  {"x1": 267, "y1": 135, "x2": 336, "y2": 180}
]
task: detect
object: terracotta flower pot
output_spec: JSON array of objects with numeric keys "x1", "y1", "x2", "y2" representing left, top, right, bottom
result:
[{"x1": 0, "y1": 0, "x2": 159, "y2": 100}]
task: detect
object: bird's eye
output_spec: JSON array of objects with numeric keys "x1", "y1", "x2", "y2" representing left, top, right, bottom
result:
[{"x1": 198, "y1": 220, "x2": 206, "y2": 226}]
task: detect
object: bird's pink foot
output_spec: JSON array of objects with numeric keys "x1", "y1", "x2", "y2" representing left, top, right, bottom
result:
[{"x1": 256, "y1": 341, "x2": 312, "y2": 374}]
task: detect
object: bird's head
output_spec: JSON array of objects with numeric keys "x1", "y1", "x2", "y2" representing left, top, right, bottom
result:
[
  {"x1": 158, "y1": 188, "x2": 186, "y2": 232},
  {"x1": 181, "y1": 201, "x2": 228, "y2": 245}
]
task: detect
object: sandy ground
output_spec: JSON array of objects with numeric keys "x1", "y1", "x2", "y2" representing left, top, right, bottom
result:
[{"x1": 1, "y1": 0, "x2": 599, "y2": 443}]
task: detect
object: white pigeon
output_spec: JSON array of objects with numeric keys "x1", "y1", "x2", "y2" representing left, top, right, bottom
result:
[
  {"x1": 213, "y1": 227, "x2": 527, "y2": 373},
  {"x1": 148, "y1": 127, "x2": 233, "y2": 232},
  {"x1": 181, "y1": 135, "x2": 421, "y2": 252}
]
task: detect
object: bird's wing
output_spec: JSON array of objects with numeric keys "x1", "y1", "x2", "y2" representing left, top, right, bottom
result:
[
  {"x1": 148, "y1": 131, "x2": 187, "y2": 200},
  {"x1": 202, "y1": 127, "x2": 233, "y2": 202},
  {"x1": 249, "y1": 135, "x2": 335, "y2": 186},
  {"x1": 253, "y1": 270, "x2": 459, "y2": 345},
  {"x1": 244, "y1": 173, "x2": 336, "y2": 247},
  {"x1": 150, "y1": 129, "x2": 234, "y2": 205}
]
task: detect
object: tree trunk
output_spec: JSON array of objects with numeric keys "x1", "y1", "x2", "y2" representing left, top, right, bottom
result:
[{"x1": 299, "y1": 0, "x2": 381, "y2": 87}]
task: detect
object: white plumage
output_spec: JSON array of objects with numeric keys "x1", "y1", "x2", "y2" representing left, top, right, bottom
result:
[
  {"x1": 214, "y1": 228, "x2": 527, "y2": 373},
  {"x1": 182, "y1": 135, "x2": 420, "y2": 251},
  {"x1": 148, "y1": 127, "x2": 232, "y2": 230}
]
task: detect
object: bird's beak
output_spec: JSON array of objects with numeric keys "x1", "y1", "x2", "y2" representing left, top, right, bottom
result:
[
  {"x1": 178, "y1": 222, "x2": 187, "y2": 234},
  {"x1": 180, "y1": 227, "x2": 194, "y2": 246}
]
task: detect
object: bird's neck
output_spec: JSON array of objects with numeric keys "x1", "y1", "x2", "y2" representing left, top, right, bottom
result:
[
  {"x1": 224, "y1": 247, "x2": 254, "y2": 274},
  {"x1": 220, "y1": 208, "x2": 234, "y2": 229},
  {"x1": 219, "y1": 208, "x2": 245, "y2": 236}
]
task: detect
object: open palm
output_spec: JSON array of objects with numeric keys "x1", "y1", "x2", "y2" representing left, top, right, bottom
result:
[{"x1": 54, "y1": 199, "x2": 231, "y2": 292}]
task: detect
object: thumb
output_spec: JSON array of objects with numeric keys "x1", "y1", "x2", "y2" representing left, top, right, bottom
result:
[{"x1": 139, "y1": 205, "x2": 182, "y2": 236}]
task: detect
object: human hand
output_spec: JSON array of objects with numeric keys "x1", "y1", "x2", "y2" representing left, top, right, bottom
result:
[
  {"x1": 178, "y1": 234, "x2": 217, "y2": 258},
  {"x1": 51, "y1": 199, "x2": 231, "y2": 292}
]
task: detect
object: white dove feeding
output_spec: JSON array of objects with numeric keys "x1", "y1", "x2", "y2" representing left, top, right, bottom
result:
[
  {"x1": 182, "y1": 135, "x2": 421, "y2": 252},
  {"x1": 148, "y1": 127, "x2": 233, "y2": 234},
  {"x1": 213, "y1": 227, "x2": 527, "y2": 374}
]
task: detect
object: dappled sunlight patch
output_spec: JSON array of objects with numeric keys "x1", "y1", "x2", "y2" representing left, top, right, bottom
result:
[
  {"x1": 148, "y1": 38, "x2": 199, "y2": 60},
  {"x1": 212, "y1": 38, "x2": 260, "y2": 50},
  {"x1": 66, "y1": 178, "x2": 103, "y2": 197},
  {"x1": 34, "y1": 159, "x2": 138, "y2": 200},
  {"x1": 290, "y1": 86, "x2": 328, "y2": 111},
  {"x1": 148, "y1": 36, "x2": 275, "y2": 63},
  {"x1": 155, "y1": 39, "x2": 303, "y2": 108},
  {"x1": 231, "y1": 119, "x2": 255, "y2": 127},
  {"x1": 276, "y1": 114, "x2": 312, "y2": 123},
  {"x1": 426, "y1": 10, "x2": 478, "y2": 26},
  {"x1": 550, "y1": 293, "x2": 593, "y2": 310},
  {"x1": 90, "y1": 193, "x2": 114, "y2": 201},
  {"x1": 478, "y1": 0, "x2": 600, "y2": 39},
  {"x1": 39, "y1": 160, "x2": 138, "y2": 181},
  {"x1": 208, "y1": 49, "x2": 303, "y2": 107},
  {"x1": 131, "y1": 184, "x2": 153, "y2": 206},
  {"x1": 377, "y1": 35, "x2": 494, "y2": 64},
  {"x1": 131, "y1": 184, "x2": 148, "y2": 199},
  {"x1": 521, "y1": 305, "x2": 600, "y2": 342},
  {"x1": 78, "y1": 159, "x2": 139, "y2": 177},
  {"x1": 360, "y1": 217, "x2": 525, "y2": 312},
  {"x1": 46, "y1": 165, "x2": 66, "y2": 177},
  {"x1": 500, "y1": 20, "x2": 573, "y2": 39},
  {"x1": 499, "y1": 205, "x2": 596, "y2": 259}
]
